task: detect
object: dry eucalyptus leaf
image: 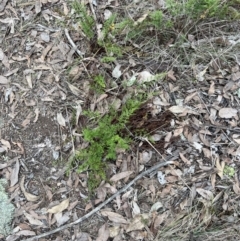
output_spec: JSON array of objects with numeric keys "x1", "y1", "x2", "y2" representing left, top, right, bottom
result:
[
  {"x1": 126, "y1": 214, "x2": 149, "y2": 232},
  {"x1": 109, "y1": 226, "x2": 120, "y2": 238},
  {"x1": 1, "y1": 139, "x2": 11, "y2": 150},
  {"x1": 96, "y1": 223, "x2": 109, "y2": 241},
  {"x1": 10, "y1": 159, "x2": 20, "y2": 187},
  {"x1": 24, "y1": 212, "x2": 44, "y2": 226},
  {"x1": 47, "y1": 199, "x2": 69, "y2": 214},
  {"x1": 168, "y1": 105, "x2": 186, "y2": 113},
  {"x1": 20, "y1": 176, "x2": 40, "y2": 202},
  {"x1": 219, "y1": 108, "x2": 237, "y2": 118},
  {"x1": 66, "y1": 82, "x2": 82, "y2": 96},
  {"x1": 0, "y1": 75, "x2": 10, "y2": 84},
  {"x1": 57, "y1": 113, "x2": 66, "y2": 127},
  {"x1": 216, "y1": 158, "x2": 225, "y2": 179},
  {"x1": 131, "y1": 201, "x2": 141, "y2": 216},
  {"x1": 101, "y1": 211, "x2": 128, "y2": 224},
  {"x1": 110, "y1": 171, "x2": 133, "y2": 182},
  {"x1": 196, "y1": 188, "x2": 214, "y2": 200}
]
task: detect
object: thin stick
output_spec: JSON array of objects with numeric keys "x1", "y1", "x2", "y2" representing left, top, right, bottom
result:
[
  {"x1": 64, "y1": 28, "x2": 84, "y2": 57},
  {"x1": 22, "y1": 153, "x2": 179, "y2": 241}
]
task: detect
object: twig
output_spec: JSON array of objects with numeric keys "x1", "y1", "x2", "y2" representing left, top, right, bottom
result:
[
  {"x1": 64, "y1": 29, "x2": 84, "y2": 57},
  {"x1": 22, "y1": 153, "x2": 180, "y2": 241},
  {"x1": 89, "y1": 0, "x2": 97, "y2": 21}
]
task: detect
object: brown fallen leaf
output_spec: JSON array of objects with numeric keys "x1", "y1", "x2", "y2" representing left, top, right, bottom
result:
[
  {"x1": 47, "y1": 199, "x2": 70, "y2": 214},
  {"x1": 24, "y1": 211, "x2": 44, "y2": 226},
  {"x1": 153, "y1": 212, "x2": 168, "y2": 229},
  {"x1": 184, "y1": 92, "x2": 197, "y2": 103},
  {"x1": 196, "y1": 188, "x2": 214, "y2": 200},
  {"x1": 179, "y1": 152, "x2": 191, "y2": 165},
  {"x1": 168, "y1": 105, "x2": 186, "y2": 114},
  {"x1": 208, "y1": 81, "x2": 215, "y2": 95},
  {"x1": 15, "y1": 230, "x2": 36, "y2": 236},
  {"x1": 55, "y1": 212, "x2": 70, "y2": 226},
  {"x1": 10, "y1": 158, "x2": 20, "y2": 187},
  {"x1": 96, "y1": 223, "x2": 110, "y2": 241},
  {"x1": 57, "y1": 112, "x2": 66, "y2": 127},
  {"x1": 216, "y1": 157, "x2": 225, "y2": 179},
  {"x1": 109, "y1": 226, "x2": 120, "y2": 238},
  {"x1": 1, "y1": 139, "x2": 11, "y2": 150},
  {"x1": 218, "y1": 108, "x2": 237, "y2": 118},
  {"x1": 0, "y1": 75, "x2": 10, "y2": 84},
  {"x1": 101, "y1": 210, "x2": 128, "y2": 224},
  {"x1": 167, "y1": 69, "x2": 177, "y2": 81},
  {"x1": 126, "y1": 213, "x2": 149, "y2": 232},
  {"x1": 110, "y1": 171, "x2": 133, "y2": 182},
  {"x1": 66, "y1": 82, "x2": 82, "y2": 96},
  {"x1": 20, "y1": 176, "x2": 40, "y2": 202}
]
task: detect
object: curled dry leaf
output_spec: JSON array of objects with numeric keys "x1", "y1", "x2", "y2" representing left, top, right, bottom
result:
[
  {"x1": 219, "y1": 108, "x2": 237, "y2": 118},
  {"x1": 20, "y1": 176, "x2": 40, "y2": 202},
  {"x1": 216, "y1": 158, "x2": 225, "y2": 179},
  {"x1": 150, "y1": 201, "x2": 163, "y2": 212},
  {"x1": 47, "y1": 198, "x2": 69, "y2": 214},
  {"x1": 112, "y1": 64, "x2": 122, "y2": 78}
]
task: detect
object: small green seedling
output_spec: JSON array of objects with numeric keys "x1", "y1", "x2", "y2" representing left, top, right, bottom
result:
[
  {"x1": 91, "y1": 75, "x2": 106, "y2": 93},
  {"x1": 223, "y1": 165, "x2": 235, "y2": 178}
]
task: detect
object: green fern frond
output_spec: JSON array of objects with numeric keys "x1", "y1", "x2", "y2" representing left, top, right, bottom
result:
[{"x1": 72, "y1": 1, "x2": 95, "y2": 39}]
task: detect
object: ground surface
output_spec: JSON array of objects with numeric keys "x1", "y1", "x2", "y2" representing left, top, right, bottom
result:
[{"x1": 1, "y1": 1, "x2": 240, "y2": 241}]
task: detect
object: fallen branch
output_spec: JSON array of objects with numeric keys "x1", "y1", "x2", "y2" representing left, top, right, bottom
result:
[{"x1": 22, "y1": 151, "x2": 181, "y2": 241}]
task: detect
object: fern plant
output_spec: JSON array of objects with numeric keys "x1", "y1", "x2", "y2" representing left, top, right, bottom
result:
[
  {"x1": 72, "y1": 1, "x2": 95, "y2": 39},
  {"x1": 72, "y1": 97, "x2": 145, "y2": 191}
]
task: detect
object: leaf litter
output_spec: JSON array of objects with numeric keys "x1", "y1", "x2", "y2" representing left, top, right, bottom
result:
[{"x1": 0, "y1": 1, "x2": 240, "y2": 241}]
